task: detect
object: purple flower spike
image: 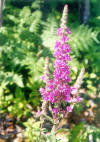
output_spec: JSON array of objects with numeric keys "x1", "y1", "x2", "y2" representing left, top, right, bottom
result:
[
  {"x1": 40, "y1": 27, "x2": 73, "y2": 114},
  {"x1": 40, "y1": 5, "x2": 84, "y2": 116}
]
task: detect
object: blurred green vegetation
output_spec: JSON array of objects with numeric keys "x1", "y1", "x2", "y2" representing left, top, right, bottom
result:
[
  {"x1": 0, "y1": 0, "x2": 100, "y2": 139},
  {"x1": 0, "y1": 0, "x2": 100, "y2": 117}
]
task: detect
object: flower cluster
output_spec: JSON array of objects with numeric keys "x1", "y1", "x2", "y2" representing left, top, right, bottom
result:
[
  {"x1": 40, "y1": 27, "x2": 80, "y2": 114},
  {"x1": 40, "y1": 5, "x2": 82, "y2": 115}
]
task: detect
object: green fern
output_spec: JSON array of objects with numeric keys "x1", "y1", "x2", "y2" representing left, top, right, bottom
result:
[
  {"x1": 29, "y1": 10, "x2": 42, "y2": 33},
  {"x1": 70, "y1": 25, "x2": 99, "y2": 55},
  {"x1": 0, "y1": 71, "x2": 24, "y2": 87},
  {"x1": 41, "y1": 14, "x2": 59, "y2": 51}
]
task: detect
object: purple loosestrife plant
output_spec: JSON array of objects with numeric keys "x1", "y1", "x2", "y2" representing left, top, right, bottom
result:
[
  {"x1": 40, "y1": 27, "x2": 73, "y2": 114},
  {"x1": 40, "y1": 5, "x2": 82, "y2": 116},
  {"x1": 38, "y1": 5, "x2": 85, "y2": 141}
]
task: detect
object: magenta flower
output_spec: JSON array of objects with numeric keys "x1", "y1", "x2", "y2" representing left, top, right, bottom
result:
[
  {"x1": 66, "y1": 105, "x2": 73, "y2": 112},
  {"x1": 40, "y1": 27, "x2": 73, "y2": 112},
  {"x1": 39, "y1": 5, "x2": 84, "y2": 118},
  {"x1": 67, "y1": 28, "x2": 72, "y2": 34},
  {"x1": 57, "y1": 28, "x2": 64, "y2": 36},
  {"x1": 52, "y1": 108, "x2": 59, "y2": 114},
  {"x1": 37, "y1": 110, "x2": 41, "y2": 117},
  {"x1": 76, "y1": 96, "x2": 82, "y2": 102},
  {"x1": 40, "y1": 26, "x2": 82, "y2": 115}
]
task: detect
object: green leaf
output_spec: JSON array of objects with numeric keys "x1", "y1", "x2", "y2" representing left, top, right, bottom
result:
[
  {"x1": 13, "y1": 74, "x2": 24, "y2": 87},
  {"x1": 19, "y1": 7, "x2": 31, "y2": 18},
  {"x1": 36, "y1": 136, "x2": 39, "y2": 142}
]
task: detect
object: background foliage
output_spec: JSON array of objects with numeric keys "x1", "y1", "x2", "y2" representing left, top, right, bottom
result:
[{"x1": 0, "y1": 0, "x2": 100, "y2": 141}]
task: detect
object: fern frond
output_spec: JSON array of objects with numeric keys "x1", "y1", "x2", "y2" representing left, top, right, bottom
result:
[
  {"x1": 41, "y1": 14, "x2": 59, "y2": 51},
  {"x1": 70, "y1": 25, "x2": 99, "y2": 56},
  {"x1": 29, "y1": 10, "x2": 42, "y2": 33}
]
